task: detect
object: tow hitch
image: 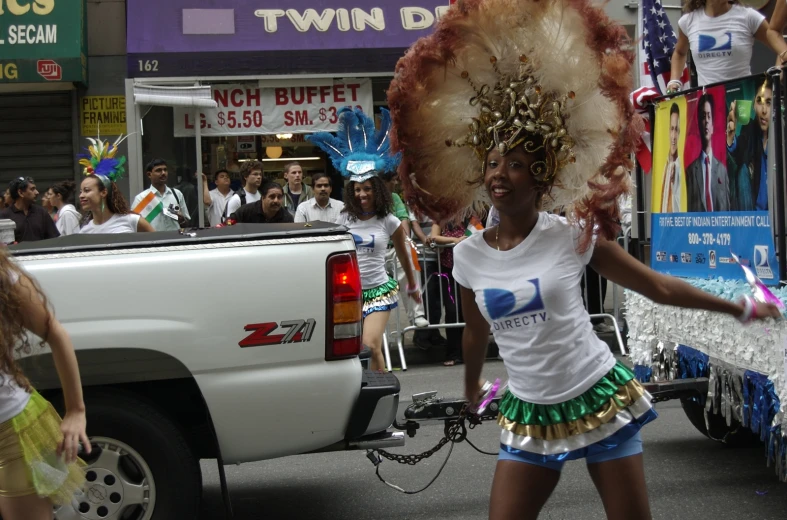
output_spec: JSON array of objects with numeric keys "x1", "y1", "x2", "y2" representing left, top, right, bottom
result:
[{"x1": 393, "y1": 391, "x2": 503, "y2": 438}]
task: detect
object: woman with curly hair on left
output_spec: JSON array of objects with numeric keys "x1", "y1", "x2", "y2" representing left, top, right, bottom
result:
[
  {"x1": 78, "y1": 174, "x2": 154, "y2": 234},
  {"x1": 308, "y1": 107, "x2": 421, "y2": 372},
  {"x1": 0, "y1": 245, "x2": 91, "y2": 519}
]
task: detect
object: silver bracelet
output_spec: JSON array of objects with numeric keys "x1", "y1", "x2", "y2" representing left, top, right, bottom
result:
[{"x1": 737, "y1": 295, "x2": 755, "y2": 324}]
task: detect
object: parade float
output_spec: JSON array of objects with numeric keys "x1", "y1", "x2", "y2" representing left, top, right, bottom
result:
[{"x1": 628, "y1": 70, "x2": 787, "y2": 482}]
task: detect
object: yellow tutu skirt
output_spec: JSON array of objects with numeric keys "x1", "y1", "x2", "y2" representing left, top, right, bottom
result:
[{"x1": 0, "y1": 391, "x2": 85, "y2": 505}]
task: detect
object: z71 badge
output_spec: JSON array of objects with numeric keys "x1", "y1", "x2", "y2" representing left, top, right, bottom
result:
[{"x1": 239, "y1": 319, "x2": 316, "y2": 347}]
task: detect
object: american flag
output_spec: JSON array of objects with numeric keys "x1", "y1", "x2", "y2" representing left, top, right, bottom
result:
[{"x1": 631, "y1": 0, "x2": 689, "y2": 173}]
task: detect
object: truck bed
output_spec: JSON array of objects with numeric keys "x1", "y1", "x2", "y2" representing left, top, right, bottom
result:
[
  {"x1": 8, "y1": 222, "x2": 348, "y2": 256},
  {"x1": 12, "y1": 221, "x2": 365, "y2": 463}
]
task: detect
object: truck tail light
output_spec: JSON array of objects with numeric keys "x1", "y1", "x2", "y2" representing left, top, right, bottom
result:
[{"x1": 326, "y1": 252, "x2": 362, "y2": 360}]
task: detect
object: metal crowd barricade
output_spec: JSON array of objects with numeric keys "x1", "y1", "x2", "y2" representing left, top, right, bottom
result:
[
  {"x1": 382, "y1": 233, "x2": 631, "y2": 372},
  {"x1": 384, "y1": 242, "x2": 464, "y2": 372}
]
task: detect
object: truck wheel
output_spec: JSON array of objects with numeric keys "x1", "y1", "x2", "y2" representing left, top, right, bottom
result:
[
  {"x1": 53, "y1": 390, "x2": 202, "y2": 520},
  {"x1": 680, "y1": 397, "x2": 759, "y2": 447}
]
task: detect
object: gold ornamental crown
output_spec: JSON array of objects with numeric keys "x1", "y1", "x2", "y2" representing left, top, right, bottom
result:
[{"x1": 448, "y1": 55, "x2": 576, "y2": 184}]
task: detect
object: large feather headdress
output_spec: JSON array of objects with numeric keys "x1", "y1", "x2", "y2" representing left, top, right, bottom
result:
[
  {"x1": 307, "y1": 107, "x2": 401, "y2": 183},
  {"x1": 78, "y1": 131, "x2": 130, "y2": 188},
  {"x1": 388, "y1": 0, "x2": 641, "y2": 245}
]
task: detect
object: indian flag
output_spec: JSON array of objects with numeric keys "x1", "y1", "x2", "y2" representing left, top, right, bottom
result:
[
  {"x1": 464, "y1": 216, "x2": 484, "y2": 236},
  {"x1": 132, "y1": 191, "x2": 163, "y2": 223}
]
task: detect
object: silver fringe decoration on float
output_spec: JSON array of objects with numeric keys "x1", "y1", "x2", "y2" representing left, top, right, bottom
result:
[
  {"x1": 705, "y1": 360, "x2": 745, "y2": 430},
  {"x1": 649, "y1": 340, "x2": 678, "y2": 382}
]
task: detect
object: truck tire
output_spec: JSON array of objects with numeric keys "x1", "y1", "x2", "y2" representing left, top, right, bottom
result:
[
  {"x1": 680, "y1": 397, "x2": 759, "y2": 447},
  {"x1": 54, "y1": 390, "x2": 202, "y2": 520}
]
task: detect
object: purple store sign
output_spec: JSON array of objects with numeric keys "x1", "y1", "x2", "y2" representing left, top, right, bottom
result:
[{"x1": 127, "y1": 0, "x2": 448, "y2": 78}]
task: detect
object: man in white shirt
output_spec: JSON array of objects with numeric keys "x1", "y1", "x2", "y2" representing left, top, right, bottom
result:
[
  {"x1": 224, "y1": 161, "x2": 263, "y2": 219},
  {"x1": 132, "y1": 159, "x2": 191, "y2": 231},
  {"x1": 201, "y1": 169, "x2": 234, "y2": 227},
  {"x1": 687, "y1": 94, "x2": 729, "y2": 212},
  {"x1": 294, "y1": 172, "x2": 344, "y2": 223},
  {"x1": 661, "y1": 103, "x2": 683, "y2": 213}
]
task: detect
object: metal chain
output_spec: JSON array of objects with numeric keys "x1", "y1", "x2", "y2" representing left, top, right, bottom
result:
[
  {"x1": 377, "y1": 420, "x2": 463, "y2": 465},
  {"x1": 375, "y1": 404, "x2": 503, "y2": 466},
  {"x1": 368, "y1": 408, "x2": 501, "y2": 494}
]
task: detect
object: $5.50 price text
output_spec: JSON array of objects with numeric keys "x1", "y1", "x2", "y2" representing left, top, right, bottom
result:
[{"x1": 217, "y1": 110, "x2": 264, "y2": 129}]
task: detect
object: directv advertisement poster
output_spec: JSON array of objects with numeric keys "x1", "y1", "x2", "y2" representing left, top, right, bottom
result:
[{"x1": 650, "y1": 74, "x2": 779, "y2": 284}]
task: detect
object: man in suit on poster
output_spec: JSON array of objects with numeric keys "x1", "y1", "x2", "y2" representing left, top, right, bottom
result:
[{"x1": 686, "y1": 93, "x2": 729, "y2": 212}]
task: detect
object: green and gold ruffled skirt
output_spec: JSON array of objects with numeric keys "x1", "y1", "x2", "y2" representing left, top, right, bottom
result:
[
  {"x1": 362, "y1": 278, "x2": 399, "y2": 318},
  {"x1": 498, "y1": 362, "x2": 657, "y2": 462},
  {"x1": 0, "y1": 391, "x2": 86, "y2": 505}
]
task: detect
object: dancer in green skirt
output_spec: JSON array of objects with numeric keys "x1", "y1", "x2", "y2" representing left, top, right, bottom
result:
[
  {"x1": 308, "y1": 107, "x2": 421, "y2": 372},
  {"x1": 0, "y1": 245, "x2": 90, "y2": 519},
  {"x1": 388, "y1": 0, "x2": 780, "y2": 518}
]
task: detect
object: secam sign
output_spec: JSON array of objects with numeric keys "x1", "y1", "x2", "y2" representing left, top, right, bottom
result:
[
  {"x1": 0, "y1": 0, "x2": 87, "y2": 83},
  {"x1": 173, "y1": 80, "x2": 373, "y2": 137}
]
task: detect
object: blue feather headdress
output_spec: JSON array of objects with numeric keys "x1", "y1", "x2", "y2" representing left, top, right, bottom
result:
[{"x1": 306, "y1": 107, "x2": 401, "y2": 183}]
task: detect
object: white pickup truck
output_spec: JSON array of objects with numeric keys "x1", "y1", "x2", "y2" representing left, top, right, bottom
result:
[{"x1": 11, "y1": 223, "x2": 404, "y2": 520}]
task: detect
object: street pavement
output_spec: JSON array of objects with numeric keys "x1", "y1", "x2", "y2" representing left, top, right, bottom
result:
[{"x1": 199, "y1": 360, "x2": 787, "y2": 519}]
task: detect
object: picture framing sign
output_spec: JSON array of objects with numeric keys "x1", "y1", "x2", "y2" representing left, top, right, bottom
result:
[
  {"x1": 649, "y1": 74, "x2": 780, "y2": 284},
  {"x1": 80, "y1": 96, "x2": 127, "y2": 136}
]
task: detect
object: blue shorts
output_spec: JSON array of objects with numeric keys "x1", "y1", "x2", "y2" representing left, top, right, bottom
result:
[{"x1": 498, "y1": 431, "x2": 643, "y2": 472}]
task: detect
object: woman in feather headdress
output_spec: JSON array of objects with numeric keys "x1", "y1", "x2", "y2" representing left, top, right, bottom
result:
[
  {"x1": 77, "y1": 136, "x2": 154, "y2": 234},
  {"x1": 388, "y1": 0, "x2": 780, "y2": 517},
  {"x1": 308, "y1": 108, "x2": 422, "y2": 372}
]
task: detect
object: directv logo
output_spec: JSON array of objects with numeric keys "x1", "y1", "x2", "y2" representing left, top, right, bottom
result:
[
  {"x1": 754, "y1": 245, "x2": 774, "y2": 279},
  {"x1": 698, "y1": 32, "x2": 732, "y2": 52},
  {"x1": 697, "y1": 31, "x2": 733, "y2": 58}
]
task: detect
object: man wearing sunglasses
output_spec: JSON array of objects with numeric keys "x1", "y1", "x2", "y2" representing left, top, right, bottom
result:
[{"x1": 0, "y1": 177, "x2": 60, "y2": 243}]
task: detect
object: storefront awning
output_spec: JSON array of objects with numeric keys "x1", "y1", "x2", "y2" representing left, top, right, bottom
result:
[{"x1": 133, "y1": 85, "x2": 217, "y2": 108}]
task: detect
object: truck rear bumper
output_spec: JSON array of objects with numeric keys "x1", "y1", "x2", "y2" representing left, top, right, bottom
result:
[
  {"x1": 345, "y1": 370, "x2": 401, "y2": 439},
  {"x1": 306, "y1": 370, "x2": 404, "y2": 454}
]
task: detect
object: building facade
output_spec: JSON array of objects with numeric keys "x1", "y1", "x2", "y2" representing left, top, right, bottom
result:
[
  {"x1": 0, "y1": 0, "x2": 130, "y2": 196},
  {"x1": 118, "y1": 1, "x2": 645, "y2": 204}
]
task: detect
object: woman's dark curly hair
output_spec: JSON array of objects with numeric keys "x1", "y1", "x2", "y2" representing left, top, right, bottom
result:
[
  {"x1": 82, "y1": 175, "x2": 130, "y2": 224},
  {"x1": 0, "y1": 247, "x2": 52, "y2": 391},
  {"x1": 341, "y1": 175, "x2": 394, "y2": 221},
  {"x1": 683, "y1": 0, "x2": 737, "y2": 13}
]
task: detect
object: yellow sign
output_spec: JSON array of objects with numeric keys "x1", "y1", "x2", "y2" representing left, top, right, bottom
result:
[{"x1": 80, "y1": 96, "x2": 126, "y2": 136}]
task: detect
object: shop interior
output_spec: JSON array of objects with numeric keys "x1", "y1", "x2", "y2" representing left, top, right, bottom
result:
[
  {"x1": 138, "y1": 79, "x2": 393, "y2": 200},
  {"x1": 139, "y1": 105, "x2": 341, "y2": 196}
]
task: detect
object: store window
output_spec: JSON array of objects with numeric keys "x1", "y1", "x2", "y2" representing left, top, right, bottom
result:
[
  {"x1": 137, "y1": 77, "x2": 395, "y2": 218},
  {"x1": 139, "y1": 103, "x2": 340, "y2": 202}
]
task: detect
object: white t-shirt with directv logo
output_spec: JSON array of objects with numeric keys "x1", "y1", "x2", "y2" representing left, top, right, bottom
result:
[
  {"x1": 678, "y1": 5, "x2": 765, "y2": 87},
  {"x1": 452, "y1": 212, "x2": 615, "y2": 405},
  {"x1": 336, "y1": 212, "x2": 401, "y2": 289}
]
